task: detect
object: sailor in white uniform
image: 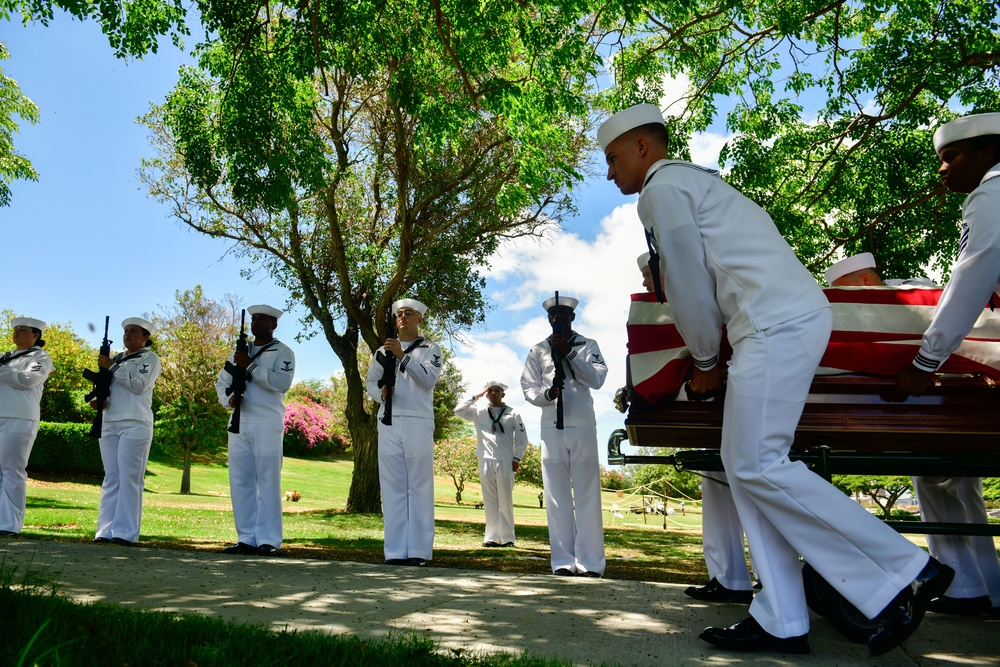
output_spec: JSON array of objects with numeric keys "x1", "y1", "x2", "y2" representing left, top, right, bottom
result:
[
  {"x1": 455, "y1": 380, "x2": 529, "y2": 547},
  {"x1": 634, "y1": 252, "x2": 754, "y2": 602},
  {"x1": 365, "y1": 298, "x2": 443, "y2": 566},
  {"x1": 216, "y1": 304, "x2": 295, "y2": 556},
  {"x1": 521, "y1": 294, "x2": 608, "y2": 577},
  {"x1": 94, "y1": 317, "x2": 162, "y2": 545},
  {"x1": 600, "y1": 103, "x2": 952, "y2": 656},
  {"x1": 894, "y1": 112, "x2": 1000, "y2": 616},
  {"x1": 0, "y1": 317, "x2": 54, "y2": 536}
]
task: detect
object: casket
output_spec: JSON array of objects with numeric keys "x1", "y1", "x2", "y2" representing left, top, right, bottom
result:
[{"x1": 609, "y1": 288, "x2": 1000, "y2": 537}]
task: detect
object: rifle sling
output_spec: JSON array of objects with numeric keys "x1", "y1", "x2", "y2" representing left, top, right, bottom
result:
[{"x1": 0, "y1": 349, "x2": 36, "y2": 367}]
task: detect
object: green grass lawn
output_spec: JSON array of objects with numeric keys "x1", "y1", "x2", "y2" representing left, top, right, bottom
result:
[{"x1": 23, "y1": 456, "x2": 711, "y2": 582}]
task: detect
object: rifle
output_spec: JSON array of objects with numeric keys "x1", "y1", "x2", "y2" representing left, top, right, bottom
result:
[
  {"x1": 376, "y1": 306, "x2": 398, "y2": 426},
  {"x1": 224, "y1": 309, "x2": 249, "y2": 434},
  {"x1": 82, "y1": 316, "x2": 113, "y2": 439},
  {"x1": 550, "y1": 291, "x2": 566, "y2": 430}
]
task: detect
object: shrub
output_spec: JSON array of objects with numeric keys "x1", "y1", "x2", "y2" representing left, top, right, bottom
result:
[
  {"x1": 283, "y1": 399, "x2": 347, "y2": 458},
  {"x1": 27, "y1": 422, "x2": 103, "y2": 475},
  {"x1": 600, "y1": 467, "x2": 626, "y2": 491}
]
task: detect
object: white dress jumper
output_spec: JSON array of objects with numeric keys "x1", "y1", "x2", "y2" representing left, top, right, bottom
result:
[{"x1": 0, "y1": 347, "x2": 53, "y2": 533}]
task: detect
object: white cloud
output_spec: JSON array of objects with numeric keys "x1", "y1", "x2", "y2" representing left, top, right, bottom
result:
[
  {"x1": 690, "y1": 131, "x2": 733, "y2": 170},
  {"x1": 659, "y1": 72, "x2": 692, "y2": 114}
]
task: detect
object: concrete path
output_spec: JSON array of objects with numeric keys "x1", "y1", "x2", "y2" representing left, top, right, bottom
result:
[{"x1": 2, "y1": 539, "x2": 997, "y2": 666}]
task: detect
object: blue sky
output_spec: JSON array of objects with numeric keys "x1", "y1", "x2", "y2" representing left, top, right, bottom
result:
[{"x1": 2, "y1": 16, "x2": 732, "y2": 463}]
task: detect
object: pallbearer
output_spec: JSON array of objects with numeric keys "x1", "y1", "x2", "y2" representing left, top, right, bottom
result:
[
  {"x1": 93, "y1": 317, "x2": 162, "y2": 545},
  {"x1": 455, "y1": 380, "x2": 529, "y2": 548},
  {"x1": 365, "y1": 299, "x2": 443, "y2": 566},
  {"x1": 0, "y1": 317, "x2": 54, "y2": 536},
  {"x1": 894, "y1": 111, "x2": 1000, "y2": 616},
  {"x1": 216, "y1": 304, "x2": 295, "y2": 556},
  {"x1": 599, "y1": 103, "x2": 952, "y2": 655}
]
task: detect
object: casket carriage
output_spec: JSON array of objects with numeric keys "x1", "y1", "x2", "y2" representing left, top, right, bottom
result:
[{"x1": 609, "y1": 288, "x2": 1000, "y2": 641}]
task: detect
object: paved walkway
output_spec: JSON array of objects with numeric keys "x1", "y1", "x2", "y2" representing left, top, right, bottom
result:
[{"x1": 2, "y1": 539, "x2": 998, "y2": 666}]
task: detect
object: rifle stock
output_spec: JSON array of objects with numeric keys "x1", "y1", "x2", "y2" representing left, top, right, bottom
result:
[
  {"x1": 83, "y1": 316, "x2": 112, "y2": 439},
  {"x1": 225, "y1": 310, "x2": 249, "y2": 434},
  {"x1": 377, "y1": 307, "x2": 398, "y2": 426}
]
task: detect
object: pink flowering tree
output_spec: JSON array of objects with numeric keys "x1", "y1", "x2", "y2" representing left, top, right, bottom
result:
[{"x1": 283, "y1": 398, "x2": 347, "y2": 457}]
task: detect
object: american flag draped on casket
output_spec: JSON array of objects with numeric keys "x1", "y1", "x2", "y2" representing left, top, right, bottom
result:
[{"x1": 627, "y1": 288, "x2": 1000, "y2": 404}]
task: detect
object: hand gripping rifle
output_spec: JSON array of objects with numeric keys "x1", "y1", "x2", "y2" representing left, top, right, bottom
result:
[
  {"x1": 376, "y1": 307, "x2": 398, "y2": 426},
  {"x1": 82, "y1": 316, "x2": 113, "y2": 439},
  {"x1": 224, "y1": 309, "x2": 249, "y2": 434},
  {"x1": 550, "y1": 291, "x2": 566, "y2": 430}
]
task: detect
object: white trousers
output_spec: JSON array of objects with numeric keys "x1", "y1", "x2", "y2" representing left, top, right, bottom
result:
[
  {"x1": 480, "y1": 458, "x2": 516, "y2": 544},
  {"x1": 701, "y1": 470, "x2": 753, "y2": 591},
  {"x1": 228, "y1": 420, "x2": 284, "y2": 548},
  {"x1": 378, "y1": 416, "x2": 435, "y2": 561},
  {"x1": 720, "y1": 308, "x2": 927, "y2": 638},
  {"x1": 0, "y1": 418, "x2": 39, "y2": 533},
  {"x1": 540, "y1": 425, "x2": 606, "y2": 575},
  {"x1": 97, "y1": 420, "x2": 153, "y2": 542},
  {"x1": 914, "y1": 476, "x2": 1000, "y2": 605}
]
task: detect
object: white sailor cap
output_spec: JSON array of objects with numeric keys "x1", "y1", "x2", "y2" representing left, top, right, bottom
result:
[
  {"x1": 933, "y1": 112, "x2": 1000, "y2": 156},
  {"x1": 598, "y1": 103, "x2": 665, "y2": 151},
  {"x1": 392, "y1": 298, "x2": 428, "y2": 317},
  {"x1": 247, "y1": 304, "x2": 283, "y2": 319},
  {"x1": 637, "y1": 251, "x2": 651, "y2": 269},
  {"x1": 542, "y1": 294, "x2": 579, "y2": 312},
  {"x1": 824, "y1": 252, "x2": 876, "y2": 285},
  {"x1": 122, "y1": 317, "x2": 156, "y2": 335},
  {"x1": 483, "y1": 380, "x2": 508, "y2": 391},
  {"x1": 11, "y1": 317, "x2": 46, "y2": 330}
]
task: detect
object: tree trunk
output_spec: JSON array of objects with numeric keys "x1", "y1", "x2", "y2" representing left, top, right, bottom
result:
[
  {"x1": 341, "y1": 345, "x2": 381, "y2": 513},
  {"x1": 180, "y1": 443, "x2": 193, "y2": 494}
]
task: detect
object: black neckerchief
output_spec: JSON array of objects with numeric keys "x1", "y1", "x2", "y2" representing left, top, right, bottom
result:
[{"x1": 487, "y1": 405, "x2": 508, "y2": 433}]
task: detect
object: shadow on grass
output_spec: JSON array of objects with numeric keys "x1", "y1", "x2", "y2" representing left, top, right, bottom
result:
[
  {"x1": 26, "y1": 471, "x2": 102, "y2": 486},
  {"x1": 26, "y1": 498, "x2": 92, "y2": 512}
]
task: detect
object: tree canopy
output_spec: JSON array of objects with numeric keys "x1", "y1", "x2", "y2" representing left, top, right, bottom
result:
[
  {"x1": 598, "y1": 0, "x2": 1000, "y2": 280},
  {"x1": 139, "y1": 0, "x2": 597, "y2": 512}
]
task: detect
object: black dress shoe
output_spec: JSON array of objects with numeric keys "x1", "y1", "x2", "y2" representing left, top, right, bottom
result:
[
  {"x1": 577, "y1": 571, "x2": 602, "y2": 578},
  {"x1": 553, "y1": 568, "x2": 576, "y2": 576},
  {"x1": 222, "y1": 542, "x2": 257, "y2": 555},
  {"x1": 700, "y1": 616, "x2": 809, "y2": 654},
  {"x1": 257, "y1": 544, "x2": 279, "y2": 556},
  {"x1": 384, "y1": 558, "x2": 410, "y2": 565},
  {"x1": 110, "y1": 537, "x2": 133, "y2": 546},
  {"x1": 685, "y1": 578, "x2": 754, "y2": 604},
  {"x1": 406, "y1": 557, "x2": 428, "y2": 566},
  {"x1": 928, "y1": 594, "x2": 992, "y2": 616},
  {"x1": 482, "y1": 541, "x2": 501, "y2": 548},
  {"x1": 93, "y1": 536, "x2": 111, "y2": 544},
  {"x1": 0, "y1": 530, "x2": 19, "y2": 537},
  {"x1": 869, "y1": 557, "x2": 955, "y2": 657},
  {"x1": 500, "y1": 542, "x2": 515, "y2": 548}
]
